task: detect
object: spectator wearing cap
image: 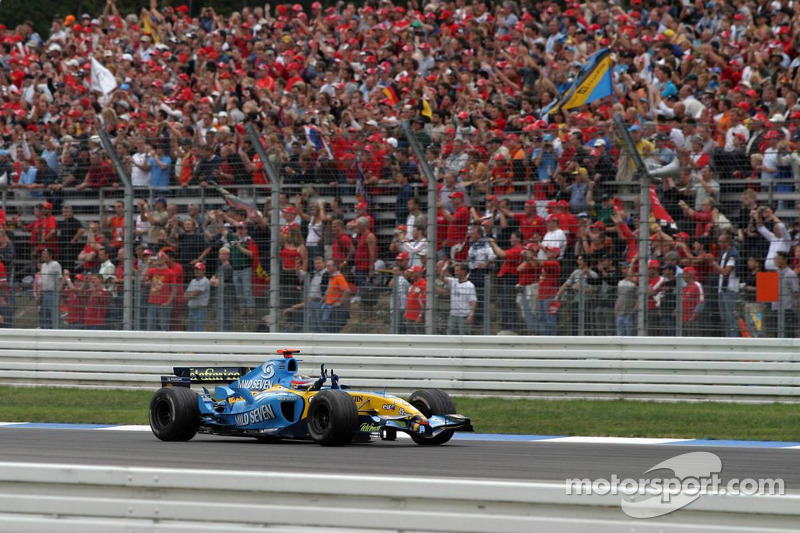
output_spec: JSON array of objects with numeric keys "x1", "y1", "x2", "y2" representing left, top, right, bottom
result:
[
  {"x1": 36, "y1": 201, "x2": 59, "y2": 259},
  {"x1": 399, "y1": 223, "x2": 428, "y2": 269},
  {"x1": 229, "y1": 222, "x2": 258, "y2": 324},
  {"x1": 438, "y1": 262, "x2": 477, "y2": 336},
  {"x1": 184, "y1": 262, "x2": 211, "y2": 332},
  {"x1": 680, "y1": 266, "x2": 705, "y2": 336},
  {"x1": 525, "y1": 245, "x2": 561, "y2": 336},
  {"x1": 563, "y1": 166, "x2": 593, "y2": 216},
  {"x1": 532, "y1": 133, "x2": 561, "y2": 183},
  {"x1": 441, "y1": 190, "x2": 471, "y2": 261},
  {"x1": 145, "y1": 251, "x2": 178, "y2": 331},
  {"x1": 515, "y1": 200, "x2": 546, "y2": 243}
]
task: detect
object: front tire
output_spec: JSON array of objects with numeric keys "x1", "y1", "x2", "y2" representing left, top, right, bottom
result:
[
  {"x1": 408, "y1": 389, "x2": 456, "y2": 445},
  {"x1": 307, "y1": 390, "x2": 358, "y2": 446},
  {"x1": 149, "y1": 387, "x2": 200, "y2": 441}
]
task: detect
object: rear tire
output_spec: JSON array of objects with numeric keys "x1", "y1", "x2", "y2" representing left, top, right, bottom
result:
[
  {"x1": 307, "y1": 390, "x2": 358, "y2": 446},
  {"x1": 149, "y1": 387, "x2": 200, "y2": 441},
  {"x1": 408, "y1": 389, "x2": 456, "y2": 445}
]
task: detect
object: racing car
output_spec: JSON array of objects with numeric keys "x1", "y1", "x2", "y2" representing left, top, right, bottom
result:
[{"x1": 149, "y1": 349, "x2": 472, "y2": 446}]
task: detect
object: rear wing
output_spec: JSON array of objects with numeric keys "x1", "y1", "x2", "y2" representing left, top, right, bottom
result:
[{"x1": 160, "y1": 366, "x2": 252, "y2": 388}]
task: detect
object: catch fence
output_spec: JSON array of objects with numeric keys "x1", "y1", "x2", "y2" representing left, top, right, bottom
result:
[{"x1": 0, "y1": 118, "x2": 798, "y2": 338}]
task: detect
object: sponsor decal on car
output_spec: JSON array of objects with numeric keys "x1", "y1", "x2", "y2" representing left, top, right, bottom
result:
[{"x1": 234, "y1": 404, "x2": 276, "y2": 426}]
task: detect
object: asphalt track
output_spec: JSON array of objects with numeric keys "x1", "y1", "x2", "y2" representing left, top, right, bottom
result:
[{"x1": 2, "y1": 427, "x2": 799, "y2": 488}]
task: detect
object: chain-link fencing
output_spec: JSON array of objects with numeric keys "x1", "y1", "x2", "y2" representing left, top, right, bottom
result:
[{"x1": 0, "y1": 118, "x2": 798, "y2": 337}]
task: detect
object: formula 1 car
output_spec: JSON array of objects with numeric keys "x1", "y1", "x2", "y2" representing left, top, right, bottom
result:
[{"x1": 149, "y1": 349, "x2": 472, "y2": 446}]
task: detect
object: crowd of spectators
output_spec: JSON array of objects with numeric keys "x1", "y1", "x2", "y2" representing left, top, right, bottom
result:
[{"x1": 1, "y1": 0, "x2": 800, "y2": 336}]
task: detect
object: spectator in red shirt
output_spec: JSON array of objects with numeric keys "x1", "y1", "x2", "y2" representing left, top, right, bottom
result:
[
  {"x1": 525, "y1": 246, "x2": 561, "y2": 336},
  {"x1": 331, "y1": 219, "x2": 354, "y2": 278},
  {"x1": 83, "y1": 274, "x2": 111, "y2": 330},
  {"x1": 681, "y1": 267, "x2": 705, "y2": 336},
  {"x1": 515, "y1": 200, "x2": 546, "y2": 242},
  {"x1": 61, "y1": 270, "x2": 87, "y2": 330},
  {"x1": 146, "y1": 251, "x2": 177, "y2": 331},
  {"x1": 441, "y1": 191, "x2": 470, "y2": 260},
  {"x1": 518, "y1": 243, "x2": 543, "y2": 335},
  {"x1": 77, "y1": 221, "x2": 104, "y2": 273},
  {"x1": 75, "y1": 152, "x2": 116, "y2": 190},
  {"x1": 488, "y1": 231, "x2": 524, "y2": 332},
  {"x1": 39, "y1": 202, "x2": 58, "y2": 259},
  {"x1": 404, "y1": 265, "x2": 426, "y2": 334},
  {"x1": 352, "y1": 217, "x2": 377, "y2": 307}
]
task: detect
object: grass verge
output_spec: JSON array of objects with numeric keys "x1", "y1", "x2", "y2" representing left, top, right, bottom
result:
[{"x1": 5, "y1": 387, "x2": 800, "y2": 442}]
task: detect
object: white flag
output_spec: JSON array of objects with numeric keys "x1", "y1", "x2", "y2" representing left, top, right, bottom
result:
[{"x1": 90, "y1": 57, "x2": 117, "y2": 95}]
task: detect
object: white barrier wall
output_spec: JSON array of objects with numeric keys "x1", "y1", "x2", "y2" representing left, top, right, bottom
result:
[
  {"x1": 0, "y1": 463, "x2": 797, "y2": 533},
  {"x1": 1, "y1": 329, "x2": 800, "y2": 401}
]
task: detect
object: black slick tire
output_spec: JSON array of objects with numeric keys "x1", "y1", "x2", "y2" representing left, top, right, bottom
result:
[
  {"x1": 149, "y1": 387, "x2": 200, "y2": 441},
  {"x1": 408, "y1": 389, "x2": 456, "y2": 445},
  {"x1": 307, "y1": 390, "x2": 358, "y2": 446}
]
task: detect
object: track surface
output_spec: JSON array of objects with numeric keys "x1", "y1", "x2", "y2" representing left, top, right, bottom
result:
[{"x1": 2, "y1": 427, "x2": 798, "y2": 487}]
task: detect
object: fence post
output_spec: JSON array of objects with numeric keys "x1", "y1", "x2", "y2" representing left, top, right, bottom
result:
[
  {"x1": 483, "y1": 276, "x2": 491, "y2": 335},
  {"x1": 401, "y1": 120, "x2": 438, "y2": 335},
  {"x1": 246, "y1": 125, "x2": 281, "y2": 333},
  {"x1": 303, "y1": 273, "x2": 310, "y2": 333},
  {"x1": 778, "y1": 273, "x2": 785, "y2": 338},
  {"x1": 217, "y1": 274, "x2": 225, "y2": 332},
  {"x1": 54, "y1": 274, "x2": 61, "y2": 330},
  {"x1": 134, "y1": 273, "x2": 142, "y2": 331},
  {"x1": 676, "y1": 274, "x2": 684, "y2": 337},
  {"x1": 577, "y1": 277, "x2": 586, "y2": 336},
  {"x1": 391, "y1": 272, "x2": 401, "y2": 334},
  {"x1": 98, "y1": 130, "x2": 135, "y2": 331}
]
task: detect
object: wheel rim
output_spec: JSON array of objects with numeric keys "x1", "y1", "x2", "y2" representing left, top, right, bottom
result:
[
  {"x1": 311, "y1": 404, "x2": 330, "y2": 433},
  {"x1": 411, "y1": 400, "x2": 431, "y2": 418},
  {"x1": 154, "y1": 399, "x2": 172, "y2": 428}
]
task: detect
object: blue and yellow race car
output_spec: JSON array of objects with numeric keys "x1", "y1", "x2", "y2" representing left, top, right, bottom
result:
[{"x1": 149, "y1": 349, "x2": 473, "y2": 446}]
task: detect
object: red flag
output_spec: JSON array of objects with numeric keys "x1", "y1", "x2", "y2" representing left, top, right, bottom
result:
[{"x1": 650, "y1": 185, "x2": 676, "y2": 228}]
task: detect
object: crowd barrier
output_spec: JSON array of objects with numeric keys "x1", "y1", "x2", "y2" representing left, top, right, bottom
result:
[
  {"x1": 0, "y1": 463, "x2": 797, "y2": 533},
  {"x1": 1, "y1": 330, "x2": 799, "y2": 401}
]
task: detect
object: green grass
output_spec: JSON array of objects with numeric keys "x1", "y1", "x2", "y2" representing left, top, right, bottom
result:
[{"x1": 5, "y1": 387, "x2": 800, "y2": 441}]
